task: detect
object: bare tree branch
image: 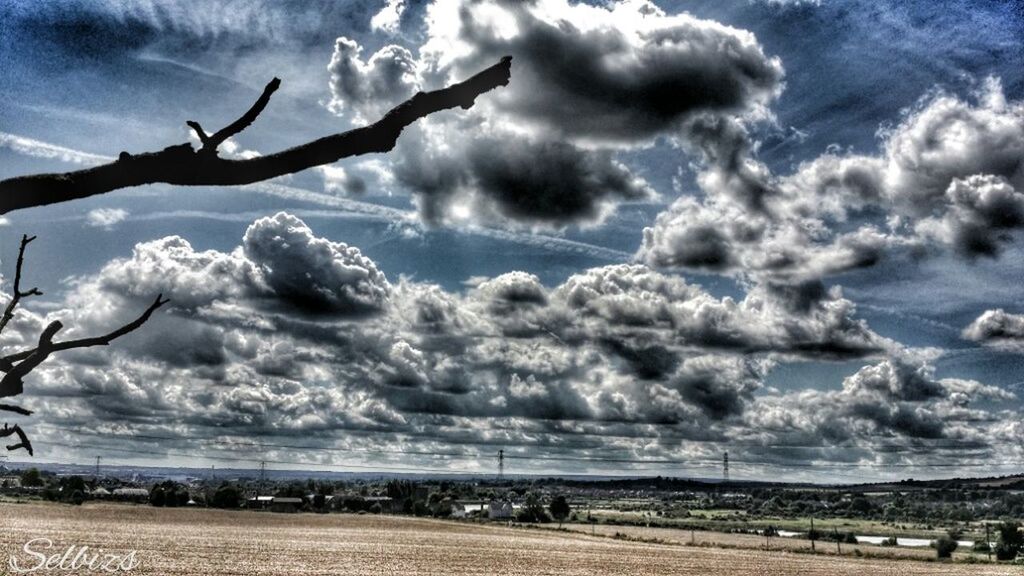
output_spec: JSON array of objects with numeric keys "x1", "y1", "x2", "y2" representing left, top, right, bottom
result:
[
  {"x1": 0, "y1": 56, "x2": 513, "y2": 214},
  {"x1": 0, "y1": 234, "x2": 42, "y2": 337},
  {"x1": 0, "y1": 403, "x2": 32, "y2": 416},
  {"x1": 192, "y1": 77, "x2": 281, "y2": 155},
  {"x1": 0, "y1": 236, "x2": 167, "y2": 456},
  {"x1": 0, "y1": 294, "x2": 169, "y2": 398},
  {"x1": 1, "y1": 422, "x2": 33, "y2": 455}
]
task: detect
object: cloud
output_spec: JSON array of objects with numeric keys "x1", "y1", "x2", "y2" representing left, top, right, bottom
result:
[
  {"x1": 640, "y1": 77, "x2": 1024, "y2": 281},
  {"x1": 914, "y1": 174, "x2": 1024, "y2": 258},
  {"x1": 0, "y1": 131, "x2": 113, "y2": 166},
  {"x1": 8, "y1": 213, "x2": 919, "y2": 463},
  {"x1": 85, "y1": 208, "x2": 129, "y2": 229},
  {"x1": 326, "y1": 0, "x2": 783, "y2": 228},
  {"x1": 963, "y1": 308, "x2": 1024, "y2": 351},
  {"x1": 327, "y1": 37, "x2": 420, "y2": 124},
  {"x1": 418, "y1": 0, "x2": 783, "y2": 145},
  {"x1": 318, "y1": 165, "x2": 368, "y2": 195},
  {"x1": 395, "y1": 131, "x2": 656, "y2": 227},
  {"x1": 370, "y1": 0, "x2": 406, "y2": 34},
  {"x1": 241, "y1": 212, "x2": 391, "y2": 314},
  {"x1": 747, "y1": 356, "x2": 1014, "y2": 444}
]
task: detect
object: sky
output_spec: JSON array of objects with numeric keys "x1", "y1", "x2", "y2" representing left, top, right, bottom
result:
[{"x1": 1, "y1": 0, "x2": 1023, "y2": 482}]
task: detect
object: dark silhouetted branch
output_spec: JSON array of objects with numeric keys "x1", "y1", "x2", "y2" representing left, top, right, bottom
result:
[
  {"x1": 0, "y1": 57, "x2": 513, "y2": 214},
  {"x1": 0, "y1": 403, "x2": 32, "y2": 416},
  {"x1": 0, "y1": 237, "x2": 167, "y2": 456},
  {"x1": 0, "y1": 294, "x2": 169, "y2": 398},
  {"x1": 0, "y1": 234, "x2": 42, "y2": 337},
  {"x1": 194, "y1": 77, "x2": 280, "y2": 154},
  {"x1": 1, "y1": 423, "x2": 33, "y2": 455}
]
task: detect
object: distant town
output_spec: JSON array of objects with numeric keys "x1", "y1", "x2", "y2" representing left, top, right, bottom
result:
[{"x1": 1, "y1": 460, "x2": 1023, "y2": 562}]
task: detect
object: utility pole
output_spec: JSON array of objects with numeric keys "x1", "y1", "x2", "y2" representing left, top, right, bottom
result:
[
  {"x1": 497, "y1": 450, "x2": 504, "y2": 481},
  {"x1": 722, "y1": 452, "x2": 729, "y2": 483},
  {"x1": 986, "y1": 523, "x2": 992, "y2": 562},
  {"x1": 95, "y1": 456, "x2": 101, "y2": 479},
  {"x1": 810, "y1": 516, "x2": 816, "y2": 552},
  {"x1": 834, "y1": 527, "x2": 841, "y2": 554},
  {"x1": 259, "y1": 460, "x2": 266, "y2": 494}
]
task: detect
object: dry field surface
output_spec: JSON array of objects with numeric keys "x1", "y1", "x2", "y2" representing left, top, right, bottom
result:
[
  {"x1": 546, "y1": 523, "x2": 944, "y2": 561},
  {"x1": 0, "y1": 503, "x2": 1019, "y2": 575}
]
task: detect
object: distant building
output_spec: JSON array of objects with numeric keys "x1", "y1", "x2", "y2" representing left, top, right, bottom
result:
[
  {"x1": 364, "y1": 495, "x2": 393, "y2": 513},
  {"x1": 247, "y1": 496, "x2": 304, "y2": 513},
  {"x1": 0, "y1": 476, "x2": 22, "y2": 489},
  {"x1": 270, "y1": 497, "x2": 303, "y2": 513},
  {"x1": 247, "y1": 496, "x2": 275, "y2": 510},
  {"x1": 450, "y1": 503, "x2": 466, "y2": 519},
  {"x1": 112, "y1": 488, "x2": 149, "y2": 502},
  {"x1": 89, "y1": 487, "x2": 111, "y2": 499},
  {"x1": 488, "y1": 500, "x2": 513, "y2": 520}
]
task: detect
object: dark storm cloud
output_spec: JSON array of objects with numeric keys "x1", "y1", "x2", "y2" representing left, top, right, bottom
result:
[
  {"x1": 464, "y1": 138, "x2": 653, "y2": 223},
  {"x1": 671, "y1": 355, "x2": 761, "y2": 420},
  {"x1": 392, "y1": 130, "x2": 656, "y2": 227},
  {"x1": 242, "y1": 212, "x2": 391, "y2": 314},
  {"x1": 418, "y1": 0, "x2": 783, "y2": 144},
  {"x1": 327, "y1": 0, "x2": 782, "y2": 227}
]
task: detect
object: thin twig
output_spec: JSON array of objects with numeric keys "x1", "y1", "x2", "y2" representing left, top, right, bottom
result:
[{"x1": 0, "y1": 234, "x2": 42, "y2": 336}]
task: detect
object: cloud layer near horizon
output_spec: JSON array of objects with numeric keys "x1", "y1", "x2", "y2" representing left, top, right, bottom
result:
[{"x1": 3, "y1": 213, "x2": 1019, "y2": 474}]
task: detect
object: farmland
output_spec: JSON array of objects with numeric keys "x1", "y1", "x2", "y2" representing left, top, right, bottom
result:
[{"x1": 0, "y1": 502, "x2": 1018, "y2": 575}]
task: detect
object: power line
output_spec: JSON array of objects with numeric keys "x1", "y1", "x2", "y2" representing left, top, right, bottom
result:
[
  {"x1": 34, "y1": 432, "x2": 1024, "y2": 472},
  {"x1": 55, "y1": 427, "x2": 1015, "y2": 460},
  {"x1": 30, "y1": 441, "x2": 462, "y2": 475}
]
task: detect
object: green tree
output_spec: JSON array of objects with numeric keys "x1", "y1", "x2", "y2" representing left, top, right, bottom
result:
[
  {"x1": 516, "y1": 492, "x2": 550, "y2": 523},
  {"x1": 933, "y1": 536, "x2": 958, "y2": 559},
  {"x1": 211, "y1": 484, "x2": 242, "y2": 509},
  {"x1": 549, "y1": 495, "x2": 571, "y2": 528},
  {"x1": 150, "y1": 486, "x2": 166, "y2": 507},
  {"x1": 996, "y1": 521, "x2": 1023, "y2": 561},
  {"x1": 19, "y1": 468, "x2": 43, "y2": 487}
]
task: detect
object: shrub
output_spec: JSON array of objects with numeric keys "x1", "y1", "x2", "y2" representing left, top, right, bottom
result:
[
  {"x1": 211, "y1": 484, "x2": 242, "y2": 509},
  {"x1": 933, "y1": 536, "x2": 958, "y2": 559},
  {"x1": 996, "y1": 522, "x2": 1023, "y2": 561}
]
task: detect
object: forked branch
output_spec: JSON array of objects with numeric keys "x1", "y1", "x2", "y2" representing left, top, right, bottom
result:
[
  {"x1": 0, "y1": 234, "x2": 42, "y2": 337},
  {"x1": 0, "y1": 57, "x2": 513, "y2": 214},
  {"x1": 0, "y1": 238, "x2": 168, "y2": 454},
  {"x1": 0, "y1": 294, "x2": 170, "y2": 398},
  {"x1": 1, "y1": 423, "x2": 32, "y2": 456}
]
